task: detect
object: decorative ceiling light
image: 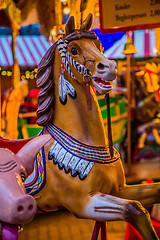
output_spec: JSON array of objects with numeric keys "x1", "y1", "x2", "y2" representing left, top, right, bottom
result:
[
  {"x1": 51, "y1": 29, "x2": 56, "y2": 36},
  {"x1": 63, "y1": 7, "x2": 70, "y2": 15},
  {"x1": 153, "y1": 48, "x2": 158, "y2": 54}
]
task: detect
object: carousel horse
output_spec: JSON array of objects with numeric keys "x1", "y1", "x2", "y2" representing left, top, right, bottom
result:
[
  {"x1": 1, "y1": 14, "x2": 160, "y2": 240},
  {"x1": 138, "y1": 119, "x2": 160, "y2": 149},
  {"x1": 28, "y1": 14, "x2": 160, "y2": 240},
  {"x1": 134, "y1": 61, "x2": 160, "y2": 151},
  {"x1": 0, "y1": 135, "x2": 50, "y2": 240},
  {"x1": 135, "y1": 61, "x2": 160, "y2": 124},
  {"x1": 1, "y1": 80, "x2": 29, "y2": 140}
]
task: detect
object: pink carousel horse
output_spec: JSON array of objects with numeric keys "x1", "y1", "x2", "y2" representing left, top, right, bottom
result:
[{"x1": 1, "y1": 14, "x2": 160, "y2": 240}]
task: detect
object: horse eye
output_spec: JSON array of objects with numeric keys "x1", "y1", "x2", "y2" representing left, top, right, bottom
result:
[
  {"x1": 21, "y1": 172, "x2": 26, "y2": 183},
  {"x1": 71, "y1": 48, "x2": 78, "y2": 55}
]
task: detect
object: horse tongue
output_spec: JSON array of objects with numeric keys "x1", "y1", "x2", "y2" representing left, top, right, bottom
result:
[{"x1": 3, "y1": 224, "x2": 18, "y2": 240}]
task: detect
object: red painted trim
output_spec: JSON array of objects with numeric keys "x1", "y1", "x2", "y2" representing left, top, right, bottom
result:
[
  {"x1": 99, "y1": 0, "x2": 160, "y2": 33},
  {"x1": 0, "y1": 136, "x2": 33, "y2": 154},
  {"x1": 99, "y1": 0, "x2": 105, "y2": 33},
  {"x1": 100, "y1": 22, "x2": 160, "y2": 34},
  {"x1": 21, "y1": 36, "x2": 37, "y2": 66}
]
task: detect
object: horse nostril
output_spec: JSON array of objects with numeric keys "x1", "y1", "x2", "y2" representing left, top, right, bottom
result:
[
  {"x1": 97, "y1": 62, "x2": 109, "y2": 70},
  {"x1": 17, "y1": 206, "x2": 24, "y2": 212}
]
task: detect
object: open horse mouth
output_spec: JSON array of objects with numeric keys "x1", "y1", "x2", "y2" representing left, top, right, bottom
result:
[{"x1": 92, "y1": 77, "x2": 113, "y2": 95}]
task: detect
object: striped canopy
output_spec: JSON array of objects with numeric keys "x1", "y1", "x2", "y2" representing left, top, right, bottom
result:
[
  {"x1": 104, "y1": 30, "x2": 157, "y2": 59},
  {"x1": 0, "y1": 35, "x2": 50, "y2": 67}
]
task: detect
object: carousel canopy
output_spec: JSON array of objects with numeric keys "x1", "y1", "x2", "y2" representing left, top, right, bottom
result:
[
  {"x1": 0, "y1": 34, "x2": 50, "y2": 67},
  {"x1": 0, "y1": 25, "x2": 50, "y2": 67},
  {"x1": 104, "y1": 30, "x2": 157, "y2": 59}
]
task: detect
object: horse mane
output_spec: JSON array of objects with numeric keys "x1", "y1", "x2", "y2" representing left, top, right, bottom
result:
[
  {"x1": 36, "y1": 42, "x2": 57, "y2": 126},
  {"x1": 36, "y1": 29, "x2": 98, "y2": 127}
]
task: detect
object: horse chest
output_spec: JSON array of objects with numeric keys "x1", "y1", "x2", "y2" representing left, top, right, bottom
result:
[
  {"x1": 45, "y1": 123, "x2": 120, "y2": 181},
  {"x1": 47, "y1": 141, "x2": 123, "y2": 197}
]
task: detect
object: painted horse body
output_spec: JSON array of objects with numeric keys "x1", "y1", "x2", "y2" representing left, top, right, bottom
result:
[{"x1": 26, "y1": 14, "x2": 160, "y2": 240}]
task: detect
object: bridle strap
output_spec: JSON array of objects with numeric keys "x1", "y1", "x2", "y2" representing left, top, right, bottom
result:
[
  {"x1": 57, "y1": 35, "x2": 93, "y2": 110},
  {"x1": 84, "y1": 76, "x2": 92, "y2": 111}
]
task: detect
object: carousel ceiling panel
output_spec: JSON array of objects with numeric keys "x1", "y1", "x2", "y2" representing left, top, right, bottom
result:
[
  {"x1": 0, "y1": 35, "x2": 50, "y2": 67},
  {"x1": 104, "y1": 30, "x2": 157, "y2": 59}
]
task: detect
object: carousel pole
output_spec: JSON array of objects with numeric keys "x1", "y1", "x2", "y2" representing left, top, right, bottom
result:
[
  {"x1": 126, "y1": 53, "x2": 132, "y2": 175},
  {"x1": 5, "y1": 24, "x2": 22, "y2": 140},
  {"x1": 122, "y1": 32, "x2": 138, "y2": 176},
  {"x1": 12, "y1": 26, "x2": 20, "y2": 88},
  {"x1": 0, "y1": 1, "x2": 21, "y2": 139},
  {"x1": 106, "y1": 93, "x2": 113, "y2": 158}
]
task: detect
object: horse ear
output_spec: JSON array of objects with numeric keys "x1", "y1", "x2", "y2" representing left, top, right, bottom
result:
[
  {"x1": 65, "y1": 16, "x2": 75, "y2": 36},
  {"x1": 80, "y1": 13, "x2": 93, "y2": 31}
]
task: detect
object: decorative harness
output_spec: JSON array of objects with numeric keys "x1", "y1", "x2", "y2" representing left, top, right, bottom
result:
[
  {"x1": 24, "y1": 123, "x2": 120, "y2": 195},
  {"x1": 47, "y1": 123, "x2": 119, "y2": 180},
  {"x1": 46, "y1": 123, "x2": 119, "y2": 163},
  {"x1": 58, "y1": 35, "x2": 89, "y2": 80}
]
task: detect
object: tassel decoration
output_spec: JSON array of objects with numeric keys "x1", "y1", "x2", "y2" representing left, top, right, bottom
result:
[{"x1": 59, "y1": 62, "x2": 77, "y2": 105}]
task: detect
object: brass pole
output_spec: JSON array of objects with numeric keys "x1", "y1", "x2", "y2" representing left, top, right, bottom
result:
[
  {"x1": 12, "y1": 27, "x2": 20, "y2": 88},
  {"x1": 126, "y1": 54, "x2": 132, "y2": 175}
]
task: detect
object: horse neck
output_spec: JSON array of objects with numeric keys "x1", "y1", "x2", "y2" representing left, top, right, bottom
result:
[{"x1": 52, "y1": 48, "x2": 108, "y2": 147}]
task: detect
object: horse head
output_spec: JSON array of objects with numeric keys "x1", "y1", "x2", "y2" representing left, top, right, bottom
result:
[
  {"x1": 36, "y1": 13, "x2": 117, "y2": 127},
  {"x1": 59, "y1": 13, "x2": 117, "y2": 95}
]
